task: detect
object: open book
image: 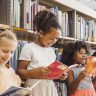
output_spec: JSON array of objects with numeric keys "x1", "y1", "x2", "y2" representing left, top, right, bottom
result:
[
  {"x1": 44, "y1": 61, "x2": 70, "y2": 79},
  {"x1": 86, "y1": 56, "x2": 96, "y2": 68},
  {"x1": 0, "y1": 80, "x2": 41, "y2": 96}
]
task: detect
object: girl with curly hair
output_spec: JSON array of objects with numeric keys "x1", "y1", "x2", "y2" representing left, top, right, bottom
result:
[
  {"x1": 17, "y1": 10, "x2": 63, "y2": 96},
  {"x1": 61, "y1": 41, "x2": 96, "y2": 96}
]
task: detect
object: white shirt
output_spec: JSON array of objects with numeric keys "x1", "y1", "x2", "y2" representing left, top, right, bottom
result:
[{"x1": 19, "y1": 42, "x2": 58, "y2": 96}]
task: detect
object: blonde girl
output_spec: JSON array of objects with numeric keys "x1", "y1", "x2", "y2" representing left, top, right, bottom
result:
[{"x1": 0, "y1": 27, "x2": 21, "y2": 94}]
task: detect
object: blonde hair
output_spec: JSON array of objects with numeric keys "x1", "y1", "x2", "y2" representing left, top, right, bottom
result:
[{"x1": 0, "y1": 29, "x2": 17, "y2": 43}]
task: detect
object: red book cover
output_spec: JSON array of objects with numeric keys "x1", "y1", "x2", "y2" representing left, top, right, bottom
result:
[{"x1": 44, "y1": 61, "x2": 69, "y2": 79}]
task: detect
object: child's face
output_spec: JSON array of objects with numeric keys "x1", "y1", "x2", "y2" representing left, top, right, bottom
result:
[
  {"x1": 74, "y1": 48, "x2": 87, "y2": 64},
  {"x1": 0, "y1": 38, "x2": 17, "y2": 64},
  {"x1": 39, "y1": 28, "x2": 61, "y2": 47}
]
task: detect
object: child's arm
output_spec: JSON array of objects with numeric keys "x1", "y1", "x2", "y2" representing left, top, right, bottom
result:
[
  {"x1": 66, "y1": 69, "x2": 88, "y2": 95},
  {"x1": 16, "y1": 60, "x2": 50, "y2": 79}
]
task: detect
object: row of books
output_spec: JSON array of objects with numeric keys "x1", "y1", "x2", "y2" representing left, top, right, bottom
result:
[
  {"x1": 76, "y1": 15, "x2": 96, "y2": 42},
  {"x1": 12, "y1": 0, "x2": 96, "y2": 42}
]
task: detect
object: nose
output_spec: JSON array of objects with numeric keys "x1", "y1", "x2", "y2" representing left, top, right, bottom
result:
[
  {"x1": 4, "y1": 52, "x2": 12, "y2": 60},
  {"x1": 51, "y1": 39, "x2": 57, "y2": 44},
  {"x1": 82, "y1": 54, "x2": 87, "y2": 59}
]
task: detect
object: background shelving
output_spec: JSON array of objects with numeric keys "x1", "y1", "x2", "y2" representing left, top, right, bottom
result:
[{"x1": 0, "y1": 0, "x2": 96, "y2": 68}]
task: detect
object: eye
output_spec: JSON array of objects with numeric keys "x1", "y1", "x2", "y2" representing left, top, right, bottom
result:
[
  {"x1": 3, "y1": 50, "x2": 9, "y2": 53},
  {"x1": 11, "y1": 51, "x2": 14, "y2": 54},
  {"x1": 50, "y1": 37, "x2": 58, "y2": 41}
]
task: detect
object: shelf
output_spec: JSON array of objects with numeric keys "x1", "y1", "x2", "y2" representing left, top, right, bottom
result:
[
  {"x1": 60, "y1": 37, "x2": 76, "y2": 41},
  {"x1": 39, "y1": 0, "x2": 72, "y2": 11},
  {"x1": 84, "y1": 41, "x2": 96, "y2": 45},
  {"x1": 13, "y1": 27, "x2": 37, "y2": 41},
  {"x1": 53, "y1": 0, "x2": 96, "y2": 19}
]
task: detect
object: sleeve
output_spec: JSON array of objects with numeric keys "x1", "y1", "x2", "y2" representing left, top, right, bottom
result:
[{"x1": 19, "y1": 44, "x2": 33, "y2": 61}]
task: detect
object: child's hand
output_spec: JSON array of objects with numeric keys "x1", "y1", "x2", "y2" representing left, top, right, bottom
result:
[
  {"x1": 31, "y1": 67, "x2": 50, "y2": 79},
  {"x1": 56, "y1": 73, "x2": 68, "y2": 80},
  {"x1": 0, "y1": 24, "x2": 9, "y2": 29}
]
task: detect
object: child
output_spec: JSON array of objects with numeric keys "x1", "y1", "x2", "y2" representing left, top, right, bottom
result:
[
  {"x1": 92, "y1": 51, "x2": 96, "y2": 91},
  {"x1": 0, "y1": 27, "x2": 21, "y2": 94},
  {"x1": 17, "y1": 10, "x2": 63, "y2": 96},
  {"x1": 61, "y1": 41, "x2": 96, "y2": 96}
]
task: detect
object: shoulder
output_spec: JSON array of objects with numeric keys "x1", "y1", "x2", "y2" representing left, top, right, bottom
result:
[
  {"x1": 69, "y1": 64, "x2": 78, "y2": 69},
  {"x1": 23, "y1": 42, "x2": 34, "y2": 48}
]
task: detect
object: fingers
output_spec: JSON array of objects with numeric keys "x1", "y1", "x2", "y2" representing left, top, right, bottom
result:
[{"x1": 56, "y1": 72, "x2": 68, "y2": 80}]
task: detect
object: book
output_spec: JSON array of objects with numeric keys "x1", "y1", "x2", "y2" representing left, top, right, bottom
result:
[
  {"x1": 44, "y1": 61, "x2": 69, "y2": 79},
  {"x1": 0, "y1": 86, "x2": 31, "y2": 96},
  {"x1": 86, "y1": 56, "x2": 96, "y2": 67},
  {"x1": 0, "y1": 80, "x2": 41, "y2": 96}
]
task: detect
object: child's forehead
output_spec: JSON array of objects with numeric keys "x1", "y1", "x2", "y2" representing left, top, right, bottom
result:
[{"x1": 0, "y1": 38, "x2": 17, "y2": 48}]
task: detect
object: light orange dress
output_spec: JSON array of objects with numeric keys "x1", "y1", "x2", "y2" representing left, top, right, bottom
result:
[{"x1": 70, "y1": 65, "x2": 96, "y2": 96}]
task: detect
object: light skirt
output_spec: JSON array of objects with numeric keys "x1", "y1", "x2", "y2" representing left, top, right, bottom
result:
[{"x1": 25, "y1": 79, "x2": 58, "y2": 96}]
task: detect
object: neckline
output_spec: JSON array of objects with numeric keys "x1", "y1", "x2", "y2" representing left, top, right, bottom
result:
[
  {"x1": 77, "y1": 64, "x2": 85, "y2": 68},
  {"x1": 0, "y1": 64, "x2": 10, "y2": 68}
]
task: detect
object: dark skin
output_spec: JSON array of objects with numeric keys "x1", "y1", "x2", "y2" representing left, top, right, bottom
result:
[
  {"x1": 66, "y1": 48, "x2": 96, "y2": 95},
  {"x1": 16, "y1": 28, "x2": 67, "y2": 80},
  {"x1": 17, "y1": 60, "x2": 50, "y2": 79}
]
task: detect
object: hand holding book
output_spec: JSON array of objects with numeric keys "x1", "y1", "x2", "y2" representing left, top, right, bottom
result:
[
  {"x1": 85, "y1": 56, "x2": 96, "y2": 75},
  {"x1": 43, "y1": 61, "x2": 70, "y2": 79}
]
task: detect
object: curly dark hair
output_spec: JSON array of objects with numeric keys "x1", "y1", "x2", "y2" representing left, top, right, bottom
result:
[
  {"x1": 33, "y1": 10, "x2": 61, "y2": 33},
  {"x1": 60, "y1": 41, "x2": 89, "y2": 66}
]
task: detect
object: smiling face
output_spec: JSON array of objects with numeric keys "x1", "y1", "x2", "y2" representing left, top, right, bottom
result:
[
  {"x1": 74, "y1": 48, "x2": 87, "y2": 65},
  {"x1": 38, "y1": 28, "x2": 61, "y2": 47},
  {"x1": 0, "y1": 38, "x2": 17, "y2": 64}
]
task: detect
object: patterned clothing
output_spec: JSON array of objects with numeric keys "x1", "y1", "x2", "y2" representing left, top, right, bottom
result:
[{"x1": 70, "y1": 65, "x2": 96, "y2": 96}]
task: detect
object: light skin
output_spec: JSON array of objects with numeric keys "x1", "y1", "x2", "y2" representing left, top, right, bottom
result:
[
  {"x1": 67, "y1": 48, "x2": 96, "y2": 95},
  {"x1": 0, "y1": 37, "x2": 21, "y2": 94},
  {"x1": 0, "y1": 38, "x2": 17, "y2": 65},
  {"x1": 17, "y1": 27, "x2": 62, "y2": 79}
]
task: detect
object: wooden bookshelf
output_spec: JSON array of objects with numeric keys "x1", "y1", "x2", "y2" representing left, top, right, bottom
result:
[
  {"x1": 0, "y1": 0, "x2": 96, "y2": 44},
  {"x1": 53, "y1": 0, "x2": 96, "y2": 19}
]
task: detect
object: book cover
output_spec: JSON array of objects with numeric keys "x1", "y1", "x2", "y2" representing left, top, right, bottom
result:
[
  {"x1": 44, "y1": 61, "x2": 69, "y2": 79},
  {"x1": 0, "y1": 80, "x2": 41, "y2": 96},
  {"x1": 86, "y1": 56, "x2": 96, "y2": 67},
  {"x1": 0, "y1": 86, "x2": 31, "y2": 96}
]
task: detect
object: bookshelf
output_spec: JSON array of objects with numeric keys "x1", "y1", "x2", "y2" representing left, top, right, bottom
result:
[
  {"x1": 0, "y1": 0, "x2": 96, "y2": 65},
  {"x1": 0, "y1": 0, "x2": 96, "y2": 95},
  {"x1": 0, "y1": 0, "x2": 96, "y2": 43}
]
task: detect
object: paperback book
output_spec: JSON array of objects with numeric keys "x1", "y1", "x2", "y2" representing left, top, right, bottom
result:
[
  {"x1": 0, "y1": 80, "x2": 41, "y2": 96},
  {"x1": 44, "y1": 61, "x2": 69, "y2": 79}
]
